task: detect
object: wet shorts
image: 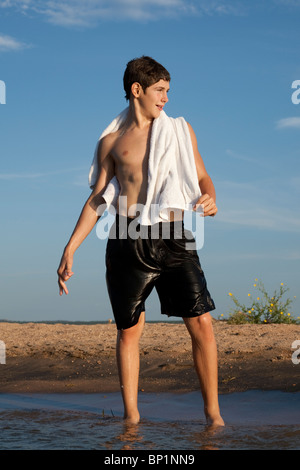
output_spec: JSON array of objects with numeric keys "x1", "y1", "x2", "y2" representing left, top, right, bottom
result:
[{"x1": 105, "y1": 214, "x2": 215, "y2": 330}]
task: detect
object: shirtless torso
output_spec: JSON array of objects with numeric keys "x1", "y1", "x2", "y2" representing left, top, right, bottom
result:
[
  {"x1": 95, "y1": 117, "x2": 183, "y2": 220},
  {"x1": 104, "y1": 122, "x2": 151, "y2": 213}
]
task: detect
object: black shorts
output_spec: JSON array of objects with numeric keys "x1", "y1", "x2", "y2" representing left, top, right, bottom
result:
[{"x1": 105, "y1": 214, "x2": 215, "y2": 330}]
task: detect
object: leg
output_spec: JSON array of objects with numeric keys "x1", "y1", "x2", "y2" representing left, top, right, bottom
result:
[
  {"x1": 183, "y1": 312, "x2": 224, "y2": 426},
  {"x1": 116, "y1": 311, "x2": 145, "y2": 424}
]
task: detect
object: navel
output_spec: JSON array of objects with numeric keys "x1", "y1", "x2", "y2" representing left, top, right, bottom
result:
[{"x1": 122, "y1": 150, "x2": 129, "y2": 156}]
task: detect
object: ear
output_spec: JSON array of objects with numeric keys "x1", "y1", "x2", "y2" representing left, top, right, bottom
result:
[{"x1": 131, "y1": 82, "x2": 142, "y2": 98}]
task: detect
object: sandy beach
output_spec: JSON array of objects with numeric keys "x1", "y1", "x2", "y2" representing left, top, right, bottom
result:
[{"x1": 0, "y1": 321, "x2": 299, "y2": 394}]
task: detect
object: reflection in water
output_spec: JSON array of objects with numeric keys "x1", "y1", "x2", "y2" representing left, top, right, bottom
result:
[
  {"x1": 0, "y1": 391, "x2": 299, "y2": 450},
  {"x1": 105, "y1": 421, "x2": 145, "y2": 450},
  {"x1": 192, "y1": 422, "x2": 227, "y2": 450},
  {"x1": 0, "y1": 410, "x2": 299, "y2": 450}
]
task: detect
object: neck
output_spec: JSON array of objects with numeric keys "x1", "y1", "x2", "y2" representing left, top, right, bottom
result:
[{"x1": 123, "y1": 100, "x2": 153, "y2": 131}]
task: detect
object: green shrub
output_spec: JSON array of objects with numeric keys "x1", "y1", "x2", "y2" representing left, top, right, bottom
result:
[{"x1": 220, "y1": 279, "x2": 299, "y2": 324}]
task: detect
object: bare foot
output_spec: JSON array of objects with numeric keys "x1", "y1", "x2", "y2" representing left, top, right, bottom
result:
[
  {"x1": 206, "y1": 413, "x2": 225, "y2": 427},
  {"x1": 124, "y1": 411, "x2": 140, "y2": 425}
]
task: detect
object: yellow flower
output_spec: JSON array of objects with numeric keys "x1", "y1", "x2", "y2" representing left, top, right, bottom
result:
[
  {"x1": 228, "y1": 292, "x2": 233, "y2": 296},
  {"x1": 248, "y1": 310, "x2": 251, "y2": 313},
  {"x1": 255, "y1": 278, "x2": 258, "y2": 281},
  {"x1": 220, "y1": 314, "x2": 224, "y2": 317},
  {"x1": 257, "y1": 297, "x2": 260, "y2": 300},
  {"x1": 253, "y1": 284, "x2": 256, "y2": 287},
  {"x1": 281, "y1": 283, "x2": 284, "y2": 286},
  {"x1": 248, "y1": 293, "x2": 251, "y2": 297},
  {"x1": 251, "y1": 308, "x2": 254, "y2": 311},
  {"x1": 270, "y1": 303, "x2": 273, "y2": 306},
  {"x1": 288, "y1": 313, "x2": 291, "y2": 316},
  {"x1": 280, "y1": 312, "x2": 283, "y2": 315},
  {"x1": 269, "y1": 309, "x2": 272, "y2": 313}
]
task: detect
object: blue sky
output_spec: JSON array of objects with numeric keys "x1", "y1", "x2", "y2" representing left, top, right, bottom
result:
[{"x1": 0, "y1": 0, "x2": 299, "y2": 322}]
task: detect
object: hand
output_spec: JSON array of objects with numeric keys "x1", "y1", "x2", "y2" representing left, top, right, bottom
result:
[
  {"x1": 193, "y1": 194, "x2": 218, "y2": 217},
  {"x1": 57, "y1": 250, "x2": 74, "y2": 296}
]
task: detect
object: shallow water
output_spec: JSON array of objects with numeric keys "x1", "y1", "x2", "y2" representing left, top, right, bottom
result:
[{"x1": 0, "y1": 391, "x2": 299, "y2": 450}]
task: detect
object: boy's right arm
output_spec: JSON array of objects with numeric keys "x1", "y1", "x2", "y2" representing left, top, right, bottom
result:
[{"x1": 57, "y1": 136, "x2": 115, "y2": 296}]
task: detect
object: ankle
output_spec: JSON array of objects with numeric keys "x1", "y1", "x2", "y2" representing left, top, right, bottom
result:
[
  {"x1": 124, "y1": 410, "x2": 140, "y2": 424},
  {"x1": 204, "y1": 405, "x2": 224, "y2": 427}
]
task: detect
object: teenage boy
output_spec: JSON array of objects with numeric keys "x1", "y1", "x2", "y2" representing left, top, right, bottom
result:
[{"x1": 57, "y1": 56, "x2": 224, "y2": 427}]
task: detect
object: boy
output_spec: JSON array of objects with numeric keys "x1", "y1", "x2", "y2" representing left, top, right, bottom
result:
[{"x1": 57, "y1": 56, "x2": 224, "y2": 427}]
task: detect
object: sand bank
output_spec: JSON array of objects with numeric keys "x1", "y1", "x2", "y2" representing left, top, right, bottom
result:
[{"x1": 0, "y1": 321, "x2": 299, "y2": 394}]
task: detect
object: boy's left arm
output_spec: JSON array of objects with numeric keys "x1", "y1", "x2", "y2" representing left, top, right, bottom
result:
[{"x1": 187, "y1": 122, "x2": 218, "y2": 217}]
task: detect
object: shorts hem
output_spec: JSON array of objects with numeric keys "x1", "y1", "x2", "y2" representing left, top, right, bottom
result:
[
  {"x1": 115, "y1": 304, "x2": 145, "y2": 330},
  {"x1": 161, "y1": 306, "x2": 216, "y2": 319}
]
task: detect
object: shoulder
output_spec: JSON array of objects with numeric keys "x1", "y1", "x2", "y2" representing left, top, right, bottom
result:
[
  {"x1": 97, "y1": 131, "x2": 119, "y2": 160},
  {"x1": 186, "y1": 121, "x2": 194, "y2": 134},
  {"x1": 185, "y1": 121, "x2": 198, "y2": 145},
  {"x1": 100, "y1": 131, "x2": 119, "y2": 148},
  {"x1": 173, "y1": 116, "x2": 196, "y2": 137}
]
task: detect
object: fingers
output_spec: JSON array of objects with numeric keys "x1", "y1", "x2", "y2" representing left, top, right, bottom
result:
[
  {"x1": 58, "y1": 279, "x2": 69, "y2": 296},
  {"x1": 193, "y1": 194, "x2": 218, "y2": 217},
  {"x1": 57, "y1": 258, "x2": 74, "y2": 296},
  {"x1": 61, "y1": 269, "x2": 74, "y2": 281},
  {"x1": 58, "y1": 269, "x2": 74, "y2": 295},
  {"x1": 58, "y1": 274, "x2": 68, "y2": 296}
]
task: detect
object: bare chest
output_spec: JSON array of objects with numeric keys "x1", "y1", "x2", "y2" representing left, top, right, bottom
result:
[{"x1": 111, "y1": 128, "x2": 150, "y2": 170}]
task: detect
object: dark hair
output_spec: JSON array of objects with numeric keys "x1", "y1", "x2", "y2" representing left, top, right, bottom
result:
[{"x1": 123, "y1": 56, "x2": 171, "y2": 101}]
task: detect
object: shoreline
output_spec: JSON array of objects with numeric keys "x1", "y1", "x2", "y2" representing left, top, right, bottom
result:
[{"x1": 0, "y1": 321, "x2": 299, "y2": 394}]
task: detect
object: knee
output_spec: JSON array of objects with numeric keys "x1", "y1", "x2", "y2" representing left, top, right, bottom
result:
[
  {"x1": 197, "y1": 313, "x2": 214, "y2": 335},
  {"x1": 198, "y1": 312, "x2": 213, "y2": 328},
  {"x1": 118, "y1": 328, "x2": 137, "y2": 348},
  {"x1": 185, "y1": 313, "x2": 215, "y2": 341},
  {"x1": 118, "y1": 313, "x2": 145, "y2": 345}
]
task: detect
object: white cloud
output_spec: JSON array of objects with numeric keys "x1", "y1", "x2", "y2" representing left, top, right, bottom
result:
[
  {"x1": 214, "y1": 178, "x2": 300, "y2": 233},
  {"x1": 0, "y1": 172, "x2": 45, "y2": 179},
  {"x1": 0, "y1": 0, "x2": 245, "y2": 27},
  {"x1": 226, "y1": 149, "x2": 270, "y2": 168},
  {"x1": 0, "y1": 33, "x2": 28, "y2": 51},
  {"x1": 209, "y1": 250, "x2": 300, "y2": 262},
  {"x1": 0, "y1": 167, "x2": 86, "y2": 180},
  {"x1": 273, "y1": 0, "x2": 300, "y2": 6},
  {"x1": 276, "y1": 117, "x2": 300, "y2": 129},
  {"x1": 216, "y1": 206, "x2": 300, "y2": 233}
]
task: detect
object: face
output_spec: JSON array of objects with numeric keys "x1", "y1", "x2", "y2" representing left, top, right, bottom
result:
[{"x1": 135, "y1": 79, "x2": 170, "y2": 119}]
